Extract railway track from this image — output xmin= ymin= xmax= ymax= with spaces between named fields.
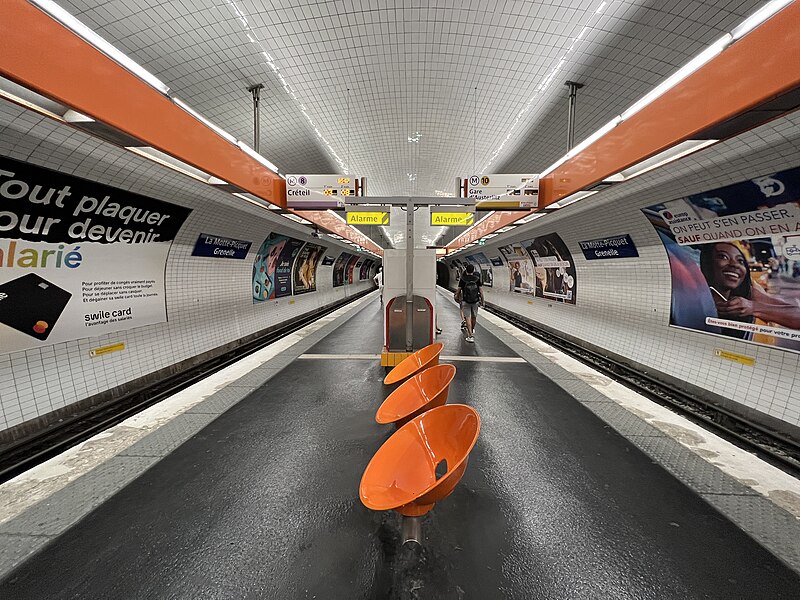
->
xmin=484 ymin=302 xmax=800 ymax=477
xmin=0 ymin=290 xmax=373 ymax=484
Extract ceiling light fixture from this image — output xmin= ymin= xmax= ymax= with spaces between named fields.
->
xmin=126 ymin=146 xmax=210 ymax=182
xmin=237 ymin=141 xmax=280 ymax=174
xmin=731 ymin=0 xmax=793 ymax=40
xmin=30 ymin=0 xmax=170 ymax=95
xmin=173 ymin=98 xmax=237 ymax=145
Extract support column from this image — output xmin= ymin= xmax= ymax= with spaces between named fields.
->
xmin=405 ymin=198 xmax=414 ymax=352
xmin=247 ymin=83 xmax=264 ymax=152
xmin=564 ymin=81 xmax=584 ymax=150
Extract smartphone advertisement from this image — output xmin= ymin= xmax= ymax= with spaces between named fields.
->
xmin=0 ymin=156 xmax=191 ymax=354
xmin=642 ymin=166 xmax=800 ymax=353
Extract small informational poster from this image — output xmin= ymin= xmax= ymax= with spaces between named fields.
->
xmin=191 ymin=233 xmax=251 ymax=259
xmin=489 ymin=256 xmax=504 ymax=267
xmin=321 ymin=254 xmax=336 ymax=266
xmin=293 ymin=243 xmax=325 ymax=294
xmin=642 ymin=165 xmax=800 ymax=353
xmin=0 ymin=156 xmax=191 ymax=354
xmin=578 ymin=234 xmax=638 ymax=260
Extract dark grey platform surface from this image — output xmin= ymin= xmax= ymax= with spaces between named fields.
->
xmin=1 ymin=296 xmax=798 ymax=599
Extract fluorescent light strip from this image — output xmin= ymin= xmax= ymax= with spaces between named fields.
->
xmin=283 ymin=214 xmax=312 ymax=225
xmin=0 ymin=80 xmax=65 ymax=121
xmin=173 ymin=98 xmax=237 ymax=145
xmin=237 ymin=141 xmax=280 ymax=174
xmin=514 ymin=213 xmax=544 ymax=225
xmin=30 ymin=0 xmax=170 ymax=95
xmin=614 ymin=139 xmax=718 ymax=180
xmin=127 ymin=146 xmax=209 ymax=182
xmin=731 ymin=0 xmax=793 ymax=40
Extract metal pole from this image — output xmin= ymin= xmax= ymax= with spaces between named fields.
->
xmin=405 ymin=198 xmax=414 ymax=352
xmin=564 ymin=81 xmax=584 ymax=150
xmin=248 ymin=84 xmax=264 ymax=152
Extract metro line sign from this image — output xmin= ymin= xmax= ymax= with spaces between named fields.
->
xmin=458 ymin=174 xmax=539 ymax=209
xmin=285 ymin=174 xmax=366 ymax=209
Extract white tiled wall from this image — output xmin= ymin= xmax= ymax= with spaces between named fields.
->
xmin=448 ymin=111 xmax=800 ymax=430
xmin=0 ymin=102 xmax=376 ymax=434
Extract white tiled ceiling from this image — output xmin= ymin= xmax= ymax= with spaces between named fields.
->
xmin=52 ymin=0 xmax=766 ymax=247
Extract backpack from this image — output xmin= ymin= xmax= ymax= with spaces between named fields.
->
xmin=462 ymin=274 xmax=480 ymax=304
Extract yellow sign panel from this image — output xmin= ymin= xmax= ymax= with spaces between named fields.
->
xmin=431 ymin=212 xmax=474 ymax=226
xmin=347 ymin=211 xmax=390 ymax=225
xmin=714 ymin=349 xmax=755 ymax=366
xmin=89 ymin=342 xmax=126 ymax=358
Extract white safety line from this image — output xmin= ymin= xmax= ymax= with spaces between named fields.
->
xmin=298 ymin=353 xmax=525 ymax=363
xmin=479 ymin=308 xmax=800 ymax=519
xmin=0 ymin=292 xmax=378 ymax=526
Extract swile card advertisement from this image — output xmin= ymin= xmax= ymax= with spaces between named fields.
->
xmin=0 ymin=156 xmax=191 ymax=354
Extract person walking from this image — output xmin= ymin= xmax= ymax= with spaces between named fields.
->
xmin=455 ymin=263 xmax=484 ymax=343
xmin=373 ymin=266 xmax=383 ymax=304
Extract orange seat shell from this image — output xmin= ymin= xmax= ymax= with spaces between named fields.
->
xmin=376 ymin=364 xmax=457 ymax=428
xmin=360 ymin=404 xmax=480 ymax=516
xmin=383 ymin=342 xmax=444 ymax=385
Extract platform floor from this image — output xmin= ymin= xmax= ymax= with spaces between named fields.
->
xmin=1 ymin=296 xmax=799 ymax=599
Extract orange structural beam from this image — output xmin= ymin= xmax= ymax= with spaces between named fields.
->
xmin=541 ymin=1 xmax=800 ymax=205
xmin=0 ymin=0 xmax=286 ymax=207
xmin=295 ymin=210 xmax=383 ymax=255
xmin=446 ymin=211 xmax=529 ymax=249
xmin=0 ymin=1 xmax=381 ymax=253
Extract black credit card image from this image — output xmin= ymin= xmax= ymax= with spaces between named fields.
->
xmin=0 ymin=274 xmax=72 ymax=341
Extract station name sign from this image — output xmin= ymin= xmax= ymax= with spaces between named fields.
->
xmin=578 ymin=234 xmax=638 ymax=260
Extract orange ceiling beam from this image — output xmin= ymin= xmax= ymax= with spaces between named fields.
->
xmin=0 ymin=0 xmax=382 ymax=254
xmin=540 ymin=1 xmax=800 ymax=205
xmin=446 ymin=211 xmax=529 ymax=249
xmin=295 ymin=210 xmax=383 ymax=255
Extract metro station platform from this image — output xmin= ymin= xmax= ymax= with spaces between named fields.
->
xmin=0 ymin=291 xmax=799 ymax=599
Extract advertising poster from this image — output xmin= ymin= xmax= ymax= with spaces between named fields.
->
xmin=498 ymin=244 xmax=536 ymax=294
xmin=0 ymin=156 xmax=191 ymax=353
xmin=321 ymin=254 xmax=335 ymax=266
xmin=521 ymin=233 xmax=577 ymax=304
xmin=332 ymin=253 xmax=351 ymax=287
xmin=345 ymin=254 xmax=360 ymax=284
xmin=466 ymin=252 xmax=493 ymax=287
xmin=642 ymin=166 xmax=800 ymax=352
xmin=272 ymin=238 xmax=305 ymax=298
xmin=292 ymin=243 xmax=325 ymax=294
xmin=253 ymin=233 xmax=289 ymax=302
xmin=359 ymin=259 xmax=373 ymax=280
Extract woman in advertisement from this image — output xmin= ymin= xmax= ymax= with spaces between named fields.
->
xmin=252 ymin=235 xmax=287 ymax=302
xmin=700 ymin=242 xmax=800 ymax=338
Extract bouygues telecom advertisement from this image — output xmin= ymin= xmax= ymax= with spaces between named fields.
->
xmin=0 ymin=156 xmax=191 ymax=354
xmin=642 ymin=166 xmax=800 ymax=353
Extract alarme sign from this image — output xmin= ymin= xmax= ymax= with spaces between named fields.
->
xmin=0 ymin=156 xmax=191 ymax=354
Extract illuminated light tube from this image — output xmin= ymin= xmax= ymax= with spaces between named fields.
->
xmin=483 ymin=233 xmax=498 ymax=239
xmin=539 ymin=155 xmax=569 ymax=178
xmin=731 ymin=0 xmax=793 ymax=40
xmin=548 ymin=190 xmax=599 ymax=209
xmin=173 ymin=98 xmax=237 ymax=144
xmin=565 ymin=117 xmax=622 ymax=158
xmin=495 ymin=226 xmax=517 ymax=233
xmin=620 ymin=34 xmax=732 ymax=121
xmin=237 ymin=141 xmax=280 ymax=173
xmin=613 ymin=139 xmax=718 ymax=181
xmin=127 ymin=146 xmax=210 ymax=182
xmin=513 ymin=213 xmax=544 ymax=225
xmin=283 ymin=213 xmax=312 ymax=225
xmin=232 ymin=192 xmax=282 ymax=210
xmin=30 ymin=0 xmax=170 ymax=95
xmin=0 ymin=76 xmax=66 ymax=121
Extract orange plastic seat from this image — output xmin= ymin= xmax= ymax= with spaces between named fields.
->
xmin=383 ymin=342 xmax=444 ymax=385
xmin=376 ymin=364 xmax=457 ymax=429
xmin=360 ymin=404 xmax=480 ymax=517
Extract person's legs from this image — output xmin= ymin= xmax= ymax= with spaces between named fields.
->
xmin=464 ymin=302 xmax=477 ymax=341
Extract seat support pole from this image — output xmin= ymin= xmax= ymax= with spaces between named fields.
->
xmin=401 ymin=516 xmax=422 ymax=545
